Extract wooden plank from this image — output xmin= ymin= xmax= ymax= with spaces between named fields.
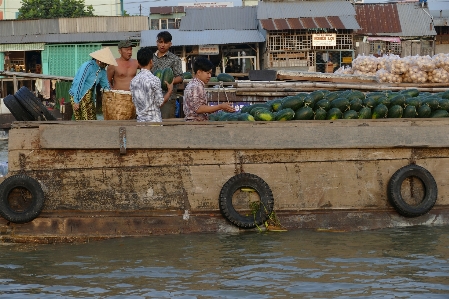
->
xmin=7 ymin=147 xmax=416 ymax=172
xmin=36 ymin=119 xmax=449 ymax=150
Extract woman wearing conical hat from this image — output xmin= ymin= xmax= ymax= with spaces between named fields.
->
xmin=69 ymin=47 xmax=118 ymax=120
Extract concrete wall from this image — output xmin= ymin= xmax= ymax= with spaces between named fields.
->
xmin=435 ymin=44 xmax=449 ymax=54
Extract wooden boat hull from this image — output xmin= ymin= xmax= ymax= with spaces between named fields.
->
xmin=1 ymin=119 xmax=449 ymax=242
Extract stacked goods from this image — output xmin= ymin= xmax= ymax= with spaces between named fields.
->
xmin=335 ymin=53 xmax=449 ymax=84
xmin=208 ymin=89 xmax=449 ymax=121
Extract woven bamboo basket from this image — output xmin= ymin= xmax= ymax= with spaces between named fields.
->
xmin=102 ymin=90 xmax=136 ymax=120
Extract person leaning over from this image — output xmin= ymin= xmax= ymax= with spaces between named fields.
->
xmin=69 ymin=47 xmax=117 ymax=120
xmin=151 ymin=31 xmax=183 ymax=117
xmin=184 ymin=57 xmax=235 ymax=122
xmin=107 ymin=40 xmax=139 ymax=91
xmin=130 ymin=47 xmax=173 ymax=122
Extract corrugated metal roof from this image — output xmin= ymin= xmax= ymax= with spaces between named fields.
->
xmin=393 ymin=3 xmax=436 ymax=36
xmin=355 ymin=3 xmax=436 ymax=36
xmin=259 ymin=16 xmax=360 ymax=30
xmin=257 ymin=1 xmax=357 ymax=19
xmin=0 ymin=32 xmax=140 ymax=44
xmin=0 ymin=16 xmax=148 ymax=36
xmin=140 ymin=29 xmax=264 ymax=46
xmin=179 ymin=7 xmax=257 ymax=30
xmin=0 ymin=43 xmax=45 ymax=52
xmin=355 ymin=4 xmax=401 ymax=34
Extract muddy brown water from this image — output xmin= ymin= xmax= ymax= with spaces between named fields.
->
xmin=0 ymin=227 xmax=448 ymax=298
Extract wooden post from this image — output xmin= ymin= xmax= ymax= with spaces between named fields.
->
xmin=255 ymin=43 xmax=260 ymax=70
xmin=13 ymin=74 xmax=17 ymax=94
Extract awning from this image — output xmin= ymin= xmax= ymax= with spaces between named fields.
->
xmin=0 ymin=43 xmax=45 ymax=52
xmin=259 ymin=16 xmax=360 ymax=30
xmin=366 ymin=37 xmax=401 ymax=43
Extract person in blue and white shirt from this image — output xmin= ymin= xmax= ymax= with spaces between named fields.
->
xmin=130 ymin=47 xmax=173 ymax=122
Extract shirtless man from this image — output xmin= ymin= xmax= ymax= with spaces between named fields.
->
xmin=104 ymin=40 xmax=139 ymax=120
xmin=107 ymin=40 xmax=139 ymax=90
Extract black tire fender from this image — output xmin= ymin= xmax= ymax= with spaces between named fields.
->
xmin=15 ymin=86 xmax=56 ymax=121
xmin=219 ymin=173 xmax=274 ymax=228
xmin=0 ymin=174 xmax=45 ymax=223
xmin=387 ymin=164 xmax=437 ymax=217
xmin=3 ymin=94 xmax=34 ymax=121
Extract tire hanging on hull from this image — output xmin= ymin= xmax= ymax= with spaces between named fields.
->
xmin=0 ymin=174 xmax=45 ymax=223
xmin=219 ymin=173 xmax=274 ymax=228
xmin=387 ymin=164 xmax=437 ymax=217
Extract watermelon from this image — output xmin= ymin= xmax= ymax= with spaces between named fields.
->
xmin=244 ymin=103 xmax=271 ymax=115
xmin=376 ymin=97 xmax=391 ymax=108
xmin=303 ymin=96 xmax=316 ymax=108
xmin=439 ymin=98 xmax=449 ymax=111
xmin=294 ymin=106 xmax=314 ymax=120
xmin=363 ymin=97 xmax=377 ymax=108
xmin=281 ymin=96 xmax=305 ymax=111
xmin=403 ymin=106 xmax=417 ymax=118
xmin=372 ymin=104 xmax=388 ymax=119
xmin=267 ymin=99 xmax=284 ymax=112
xmin=308 ymin=90 xmax=325 ymax=102
xmin=422 ymin=97 xmax=440 ymax=110
xmin=401 ymin=88 xmax=420 ymax=97
xmin=208 ymin=113 xmax=219 ymax=121
xmin=349 ymin=98 xmax=364 ymax=112
xmin=314 ymin=108 xmax=327 ymax=120
xmin=367 ymin=92 xmax=386 ymax=101
xmin=217 ymin=73 xmax=235 ymax=82
xmin=254 ymin=110 xmax=274 ymax=121
xmin=405 ymin=97 xmax=421 ymax=108
xmin=274 ymin=108 xmax=295 ymax=121
xmin=226 ymin=113 xmax=240 ymax=121
xmin=343 ymin=110 xmax=358 ymax=119
xmin=330 ymin=98 xmax=350 ymax=112
xmin=315 ymin=99 xmax=331 ymax=111
xmin=390 ymin=95 xmax=406 ymax=107
xmin=182 ymin=71 xmax=193 ymax=79
xmin=238 ymin=113 xmax=255 ymax=121
xmin=250 ymin=106 xmax=271 ymax=117
xmin=327 ymin=108 xmax=342 ymax=120
xmin=325 ymin=92 xmax=340 ymax=102
xmin=161 ymin=68 xmax=174 ymax=91
xmin=417 ymin=105 xmax=432 ymax=118
xmin=358 ymin=107 xmax=372 ymax=119
xmin=387 ymin=105 xmax=403 ymax=118
xmin=209 ymin=77 xmax=219 ymax=82
xmin=431 ymin=110 xmax=449 ymax=118
xmin=347 ymin=90 xmax=365 ymax=101
xmin=154 ymin=69 xmax=163 ymax=80
xmin=441 ymin=90 xmax=449 ymax=100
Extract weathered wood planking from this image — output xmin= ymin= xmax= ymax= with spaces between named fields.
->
xmin=7 ymin=148 xmax=415 ymax=171
xmin=11 ymin=157 xmax=449 ymax=213
xmin=33 ymin=119 xmax=449 ymax=150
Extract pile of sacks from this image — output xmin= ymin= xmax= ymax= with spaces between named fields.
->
xmin=335 ymin=53 xmax=449 ymax=84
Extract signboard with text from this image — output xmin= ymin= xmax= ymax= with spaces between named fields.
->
xmin=180 ymin=2 xmax=234 ymax=7
xmin=312 ymin=33 xmax=337 ymax=47
xmin=199 ymin=45 xmax=219 ymax=55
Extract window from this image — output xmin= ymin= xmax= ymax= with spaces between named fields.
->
xmin=150 ymin=18 xmax=181 ymax=30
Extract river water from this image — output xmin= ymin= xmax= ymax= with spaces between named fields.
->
xmin=0 ymin=226 xmax=448 ymax=298
xmin=0 ymin=140 xmax=448 ymax=298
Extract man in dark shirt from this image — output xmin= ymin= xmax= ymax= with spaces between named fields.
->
xmin=151 ymin=31 xmax=183 ymax=118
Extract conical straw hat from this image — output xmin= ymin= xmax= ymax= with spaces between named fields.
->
xmin=89 ymin=47 xmax=118 ymax=66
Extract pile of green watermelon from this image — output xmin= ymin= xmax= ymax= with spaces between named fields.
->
xmin=208 ymin=89 xmax=449 ymax=121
